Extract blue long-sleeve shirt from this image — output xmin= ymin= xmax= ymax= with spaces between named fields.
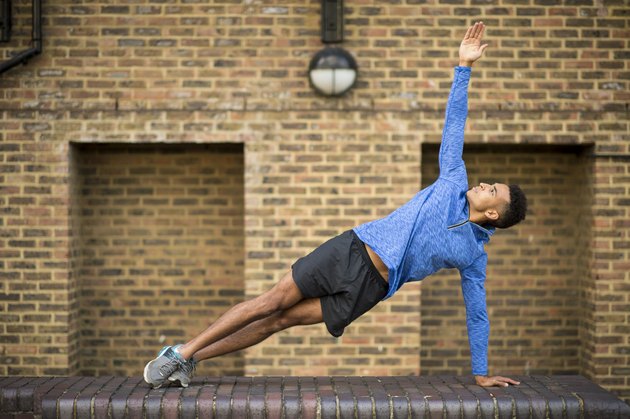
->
xmin=353 ymin=66 xmax=491 ymax=376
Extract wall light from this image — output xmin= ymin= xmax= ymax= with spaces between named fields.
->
xmin=308 ymin=47 xmax=357 ymax=97
xmin=308 ymin=0 xmax=357 ymax=97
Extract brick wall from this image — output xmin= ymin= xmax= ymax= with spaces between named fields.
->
xmin=0 ymin=0 xmax=628 ymax=400
xmin=420 ymin=145 xmax=587 ymax=376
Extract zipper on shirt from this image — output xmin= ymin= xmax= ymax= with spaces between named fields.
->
xmin=447 ymin=220 xmax=469 ymax=230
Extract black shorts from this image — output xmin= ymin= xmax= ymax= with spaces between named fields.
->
xmin=291 ymin=230 xmax=389 ymax=337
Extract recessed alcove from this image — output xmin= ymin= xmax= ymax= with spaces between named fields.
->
xmin=70 ymin=143 xmax=245 ymax=376
xmin=419 ymin=144 xmax=592 ymax=376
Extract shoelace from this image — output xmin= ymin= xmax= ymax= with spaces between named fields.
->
xmin=158 ymin=358 xmax=180 ymax=377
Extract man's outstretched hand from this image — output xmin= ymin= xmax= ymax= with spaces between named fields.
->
xmin=475 ymin=375 xmax=520 ymax=387
xmin=459 ymin=21 xmax=489 ymax=67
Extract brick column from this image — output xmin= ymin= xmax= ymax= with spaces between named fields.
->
xmin=242 ymin=112 xmax=422 ymax=376
xmin=0 ymin=124 xmax=76 ymax=375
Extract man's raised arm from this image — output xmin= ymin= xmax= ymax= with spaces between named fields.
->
xmin=438 ymin=22 xmax=488 ymax=182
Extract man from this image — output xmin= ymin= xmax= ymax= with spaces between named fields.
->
xmin=144 ymin=21 xmax=527 ymax=389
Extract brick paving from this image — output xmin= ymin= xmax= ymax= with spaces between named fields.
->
xmin=1 ymin=375 xmax=629 ymax=418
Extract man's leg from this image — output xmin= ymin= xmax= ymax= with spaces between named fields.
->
xmin=176 ymin=270 xmax=304 ymax=360
xmin=191 ymin=297 xmax=323 ymax=361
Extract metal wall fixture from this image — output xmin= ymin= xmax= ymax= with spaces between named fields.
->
xmin=1 ymin=0 xmax=11 ymax=42
xmin=308 ymin=0 xmax=358 ymax=97
xmin=0 ymin=0 xmax=42 ymax=75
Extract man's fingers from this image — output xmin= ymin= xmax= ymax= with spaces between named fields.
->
xmin=477 ymin=375 xmax=520 ymax=387
xmin=471 ymin=22 xmax=481 ymax=39
xmin=477 ymin=22 xmax=485 ymax=39
xmin=465 ymin=21 xmax=485 ymax=41
xmin=492 ymin=379 xmax=509 ymax=387
xmin=470 ymin=21 xmax=484 ymax=40
xmin=464 ymin=25 xmax=473 ymax=40
xmin=495 ymin=376 xmax=520 ymax=386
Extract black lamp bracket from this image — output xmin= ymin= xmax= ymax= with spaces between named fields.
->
xmin=1 ymin=0 xmax=11 ymax=42
xmin=321 ymin=0 xmax=343 ymax=43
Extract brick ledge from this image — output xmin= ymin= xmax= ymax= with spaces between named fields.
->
xmin=1 ymin=375 xmax=629 ymax=418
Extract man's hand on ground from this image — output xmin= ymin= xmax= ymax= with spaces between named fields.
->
xmin=475 ymin=375 xmax=520 ymax=387
xmin=459 ymin=21 xmax=489 ymax=67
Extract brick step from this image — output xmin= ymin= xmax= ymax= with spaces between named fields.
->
xmin=1 ymin=375 xmax=628 ymax=418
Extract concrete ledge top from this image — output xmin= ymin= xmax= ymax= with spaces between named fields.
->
xmin=1 ymin=375 xmax=629 ymax=418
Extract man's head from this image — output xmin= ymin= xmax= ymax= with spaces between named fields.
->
xmin=466 ymin=182 xmax=527 ymax=229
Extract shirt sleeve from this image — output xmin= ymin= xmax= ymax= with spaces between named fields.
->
xmin=438 ymin=66 xmax=471 ymax=184
xmin=460 ymin=253 xmax=490 ymax=376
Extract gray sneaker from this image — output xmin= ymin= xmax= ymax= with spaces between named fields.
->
xmin=143 ymin=346 xmax=185 ymax=389
xmin=168 ymin=350 xmax=197 ymax=388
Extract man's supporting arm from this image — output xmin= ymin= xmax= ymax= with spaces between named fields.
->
xmin=461 ymin=255 xmax=520 ymax=387
xmin=460 ymin=255 xmax=490 ymax=377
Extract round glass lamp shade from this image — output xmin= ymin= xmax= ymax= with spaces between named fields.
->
xmin=308 ymin=47 xmax=358 ymax=96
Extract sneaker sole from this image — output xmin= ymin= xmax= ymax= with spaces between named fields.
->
xmin=168 ymin=377 xmax=188 ymax=388
xmin=167 ymin=377 xmax=189 ymax=388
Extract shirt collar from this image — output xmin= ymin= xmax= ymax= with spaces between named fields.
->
xmin=464 ymin=199 xmax=495 ymax=241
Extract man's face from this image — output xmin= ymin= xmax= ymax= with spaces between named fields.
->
xmin=466 ymin=182 xmax=510 ymax=217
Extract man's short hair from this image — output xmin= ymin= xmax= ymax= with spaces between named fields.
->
xmin=488 ymin=184 xmax=527 ymax=229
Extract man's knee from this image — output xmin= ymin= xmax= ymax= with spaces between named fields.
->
xmin=257 ymin=308 xmax=302 ymax=335
xmin=248 ymin=294 xmax=281 ymax=319
xmin=271 ymin=299 xmax=323 ymax=333
xmin=256 ymin=311 xmax=291 ymax=335
xmin=272 ymin=310 xmax=299 ymax=333
xmin=262 ymin=271 xmax=303 ymax=313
